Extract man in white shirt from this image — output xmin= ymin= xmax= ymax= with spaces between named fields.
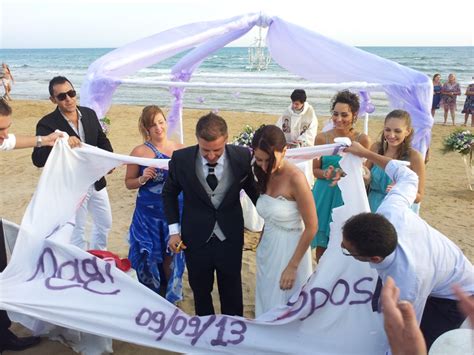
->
xmin=275 ymin=89 xmax=318 ymax=148
xmin=0 ymin=98 xmax=62 ymax=352
xmin=342 ymin=141 xmax=474 ymax=350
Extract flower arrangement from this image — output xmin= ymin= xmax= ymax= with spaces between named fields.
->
xmin=232 ymin=124 xmax=259 ymax=147
xmin=443 ymin=129 xmax=474 ymax=191
xmin=443 ymin=129 xmax=474 ymax=156
xmin=99 ymin=116 xmax=111 ymax=135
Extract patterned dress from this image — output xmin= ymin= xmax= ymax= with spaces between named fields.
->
xmin=128 ymin=142 xmax=184 ymax=303
xmin=441 ymin=82 xmax=461 ymax=109
xmin=462 ymin=84 xmax=474 ymax=114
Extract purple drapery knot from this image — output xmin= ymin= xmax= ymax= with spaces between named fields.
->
xmin=358 ymin=90 xmax=375 ymax=115
xmin=167 ymin=86 xmax=185 ymax=142
xmin=172 ymin=70 xmax=192 ymax=82
xmin=169 ymin=86 xmax=184 ymax=101
xmin=256 ymin=14 xmax=273 ymax=28
xmin=167 ymin=70 xmax=192 ymax=142
xmin=80 ymin=76 xmax=120 ymax=119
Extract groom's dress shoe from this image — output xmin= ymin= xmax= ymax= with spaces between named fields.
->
xmin=0 ymin=333 xmax=41 ymax=352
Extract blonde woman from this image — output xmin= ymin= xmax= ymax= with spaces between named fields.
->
xmin=125 ymin=105 xmax=185 ymax=303
xmin=441 ymin=73 xmax=461 ymax=125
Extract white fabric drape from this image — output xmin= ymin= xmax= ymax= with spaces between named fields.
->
xmin=0 ymin=138 xmax=388 ymax=354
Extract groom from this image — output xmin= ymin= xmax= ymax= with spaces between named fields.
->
xmin=163 ymin=112 xmax=258 ymax=316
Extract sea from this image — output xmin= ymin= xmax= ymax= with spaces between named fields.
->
xmin=0 ymin=47 xmax=472 ymax=122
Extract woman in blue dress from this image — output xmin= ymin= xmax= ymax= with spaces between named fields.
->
xmin=431 ymin=73 xmax=442 ymax=118
xmin=125 ymin=105 xmax=185 ymax=304
xmin=311 ymin=91 xmax=370 ymax=262
xmin=365 ymin=110 xmax=425 ymax=214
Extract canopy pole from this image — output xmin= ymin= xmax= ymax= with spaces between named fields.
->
xmin=364 ymin=113 xmax=369 ymax=135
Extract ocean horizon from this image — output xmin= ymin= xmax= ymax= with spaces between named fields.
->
xmin=1 ymin=46 xmax=472 ymax=122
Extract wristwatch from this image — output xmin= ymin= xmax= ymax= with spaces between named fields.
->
xmin=36 ymin=135 xmax=42 ymax=148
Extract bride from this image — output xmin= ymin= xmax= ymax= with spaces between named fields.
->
xmin=252 ymin=125 xmax=318 ymax=316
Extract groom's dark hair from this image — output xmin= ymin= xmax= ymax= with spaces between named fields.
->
xmin=195 ymin=112 xmax=228 ymax=141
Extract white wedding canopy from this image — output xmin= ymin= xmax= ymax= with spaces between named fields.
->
xmin=80 ymin=12 xmax=433 ymax=155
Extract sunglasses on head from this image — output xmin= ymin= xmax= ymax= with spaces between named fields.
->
xmin=56 ymin=90 xmax=76 ymax=101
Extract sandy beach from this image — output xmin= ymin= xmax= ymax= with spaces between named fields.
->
xmin=1 ymin=99 xmax=473 ymax=354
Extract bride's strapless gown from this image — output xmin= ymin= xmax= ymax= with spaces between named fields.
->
xmin=255 ymin=194 xmax=313 ymax=317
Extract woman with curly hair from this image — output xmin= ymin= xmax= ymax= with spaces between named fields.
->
xmin=311 ymin=90 xmax=370 ymax=262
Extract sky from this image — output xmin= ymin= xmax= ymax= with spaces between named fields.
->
xmin=0 ymin=0 xmax=473 ymax=49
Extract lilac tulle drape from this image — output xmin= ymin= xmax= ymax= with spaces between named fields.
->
xmin=81 ymin=12 xmax=432 ymax=154
xmin=266 ymin=17 xmax=433 ymax=155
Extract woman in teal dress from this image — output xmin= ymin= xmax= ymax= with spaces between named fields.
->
xmin=125 ymin=106 xmax=185 ymax=303
xmin=366 ymin=110 xmax=425 ymax=214
xmin=311 ymin=91 xmax=370 ymax=262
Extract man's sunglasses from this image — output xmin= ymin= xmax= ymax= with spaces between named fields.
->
xmin=56 ymin=90 xmax=77 ymax=101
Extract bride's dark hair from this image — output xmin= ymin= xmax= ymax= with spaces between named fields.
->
xmin=251 ymin=125 xmax=287 ymax=193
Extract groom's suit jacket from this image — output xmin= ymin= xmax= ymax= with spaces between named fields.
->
xmin=32 ymin=106 xmax=113 ymax=191
xmin=162 ymin=144 xmax=258 ymax=250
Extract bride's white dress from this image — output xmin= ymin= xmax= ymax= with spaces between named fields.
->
xmin=255 ymin=194 xmax=313 ymax=317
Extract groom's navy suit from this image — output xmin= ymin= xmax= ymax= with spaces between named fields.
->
xmin=163 ymin=144 xmax=258 ymax=316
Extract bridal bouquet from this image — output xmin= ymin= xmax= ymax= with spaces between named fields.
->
xmin=232 ymin=125 xmax=258 ymax=147
xmin=443 ymin=129 xmax=473 ymax=156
